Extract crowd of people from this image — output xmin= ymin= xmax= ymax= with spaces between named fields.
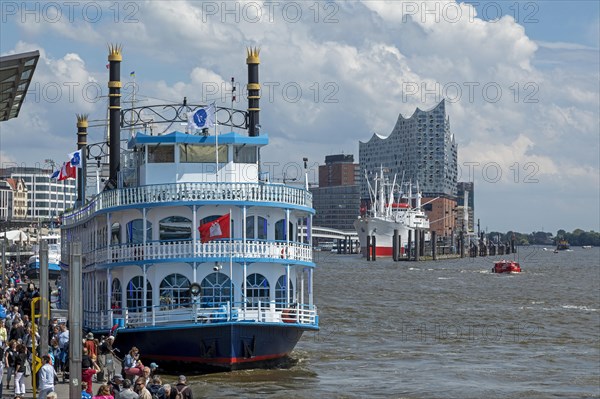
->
xmin=0 ymin=265 xmax=193 ymax=399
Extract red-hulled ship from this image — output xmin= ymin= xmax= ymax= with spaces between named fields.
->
xmin=492 ymin=260 xmax=522 ymax=274
xmin=354 ymin=168 xmax=431 ymax=257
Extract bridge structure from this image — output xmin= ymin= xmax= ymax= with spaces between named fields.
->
xmin=299 ymin=225 xmax=358 ymax=241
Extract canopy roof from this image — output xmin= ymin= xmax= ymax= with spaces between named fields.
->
xmin=0 ymin=50 xmax=40 ymax=121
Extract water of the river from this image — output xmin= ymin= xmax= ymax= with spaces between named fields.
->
xmin=173 ymin=246 xmax=600 ymax=398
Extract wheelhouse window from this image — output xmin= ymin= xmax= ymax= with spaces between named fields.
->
xmin=180 ymin=144 xmax=227 ymax=163
xmin=126 ymin=219 xmax=152 ymax=244
xmin=160 ymin=273 xmax=191 ymax=308
xmin=246 ymin=273 xmax=270 ymax=308
xmin=200 ymin=272 xmax=233 ymax=307
xmin=234 ymin=145 xmax=257 ymax=163
xmin=159 ymin=216 xmax=192 ymax=241
xmin=148 ymin=145 xmax=174 ymax=163
xmin=126 ymin=276 xmax=153 ymax=312
xmin=275 ymin=276 xmax=293 ymax=308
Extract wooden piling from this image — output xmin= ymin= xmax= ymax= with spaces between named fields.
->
xmin=371 ymin=235 xmax=377 ymax=261
xmin=432 ymin=231 xmax=437 ymax=260
xmin=414 ymin=229 xmax=420 ymax=261
xmin=393 ymin=229 xmax=399 ymax=261
xmin=366 ymin=235 xmax=371 ymax=261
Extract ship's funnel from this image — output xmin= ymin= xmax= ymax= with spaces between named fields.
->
xmin=246 ymin=47 xmax=260 ymax=136
xmin=76 ymin=114 xmax=88 ymax=203
xmin=108 ymin=44 xmax=122 ymax=186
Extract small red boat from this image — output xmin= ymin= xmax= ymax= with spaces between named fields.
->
xmin=492 ymin=260 xmax=521 ymax=274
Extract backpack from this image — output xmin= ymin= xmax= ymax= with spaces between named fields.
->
xmin=0 ymin=304 xmax=6 ymax=319
xmin=148 ymin=384 xmax=165 ymax=399
xmin=175 ymin=385 xmax=188 ymax=399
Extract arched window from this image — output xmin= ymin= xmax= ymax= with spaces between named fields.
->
xmin=126 ymin=219 xmax=152 ymax=244
xmin=111 ymin=278 xmax=122 ymax=314
xmin=200 ymin=272 xmax=233 ymax=307
xmin=126 ymin=276 xmax=153 ymax=311
xmin=275 ymin=275 xmax=293 ymax=308
xmin=246 ymin=273 xmax=270 ymax=308
xmin=159 ymin=216 xmax=192 ymax=241
xmin=160 ymin=273 xmax=191 ymax=308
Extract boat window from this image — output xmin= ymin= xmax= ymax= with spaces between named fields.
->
xmin=159 ymin=216 xmax=192 ymax=241
xmin=257 ymin=216 xmax=267 ymax=240
xmin=126 ymin=276 xmax=153 ymax=312
xmin=179 ymin=144 xmax=227 ymax=163
xmin=111 ymin=223 xmax=120 ymax=245
xmin=246 ymin=273 xmax=270 ymax=308
xmin=234 ymin=145 xmax=257 ymax=163
xmin=98 ymin=280 xmax=108 ymax=312
xmin=275 ymin=276 xmax=293 ymax=309
xmin=274 ymin=219 xmax=294 ymax=241
xmin=111 ymin=278 xmax=122 ymax=314
xmin=148 ymin=145 xmax=174 ymax=163
xmin=245 ymin=216 xmax=255 ymax=239
xmin=126 ymin=219 xmax=153 ymax=243
xmin=200 ymin=272 xmax=233 ymax=307
xmin=160 ymin=273 xmax=191 ymax=308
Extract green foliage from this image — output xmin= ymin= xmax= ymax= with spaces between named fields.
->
xmin=487 ymin=229 xmax=599 ymax=246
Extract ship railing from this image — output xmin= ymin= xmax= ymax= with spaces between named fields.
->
xmin=88 ymin=240 xmax=312 ymax=266
xmin=85 ymin=301 xmax=318 ymax=330
xmin=63 ymin=182 xmax=313 ymax=226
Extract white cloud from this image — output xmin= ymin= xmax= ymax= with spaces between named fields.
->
xmin=1 ymin=0 xmax=598 ymax=232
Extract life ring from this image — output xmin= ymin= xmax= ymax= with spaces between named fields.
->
xmin=281 ymin=308 xmax=297 ymax=323
xmin=280 ymin=248 xmax=286 ymax=258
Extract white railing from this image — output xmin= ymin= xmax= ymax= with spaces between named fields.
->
xmin=84 ymin=301 xmax=318 ymax=331
xmin=63 ymin=182 xmax=313 ymax=226
xmin=88 ymin=240 xmax=312 ymax=266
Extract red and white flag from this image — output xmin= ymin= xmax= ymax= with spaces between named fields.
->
xmin=58 ymin=161 xmax=77 ymax=181
xmin=198 ymin=214 xmax=230 ymax=242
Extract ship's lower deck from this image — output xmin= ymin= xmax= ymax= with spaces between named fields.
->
xmin=110 ymin=321 xmax=316 ymax=372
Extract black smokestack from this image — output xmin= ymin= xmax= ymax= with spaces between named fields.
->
xmin=76 ymin=114 xmax=88 ymax=204
xmin=108 ymin=44 xmax=122 ymax=185
xmin=246 ymin=47 xmax=260 ymax=136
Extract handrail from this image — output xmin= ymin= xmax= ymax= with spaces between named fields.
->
xmin=84 ymin=301 xmax=318 ymax=331
xmin=62 ymin=182 xmax=313 ymax=226
xmin=88 ymin=240 xmax=312 ymax=266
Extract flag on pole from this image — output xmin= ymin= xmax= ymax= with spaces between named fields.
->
xmin=187 ymin=103 xmax=215 ymax=131
xmin=68 ymin=149 xmax=83 ymax=168
xmin=49 ymin=168 xmax=60 ymax=180
xmin=58 ymin=162 xmax=77 ymax=181
xmin=198 ymin=214 xmax=230 ymax=242
xmin=130 ymin=71 xmax=135 ymax=77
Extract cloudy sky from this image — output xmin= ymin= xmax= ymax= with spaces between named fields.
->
xmin=1 ymin=0 xmax=598 ymax=234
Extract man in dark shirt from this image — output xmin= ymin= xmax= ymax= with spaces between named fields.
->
xmin=174 ymin=375 xmax=193 ymax=399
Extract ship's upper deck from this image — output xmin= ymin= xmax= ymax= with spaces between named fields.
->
xmin=128 ymin=130 xmax=268 ymax=185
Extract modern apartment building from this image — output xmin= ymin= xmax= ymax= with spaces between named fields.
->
xmin=359 ymin=100 xmax=459 ymax=237
xmin=0 ymin=166 xmax=76 ymax=221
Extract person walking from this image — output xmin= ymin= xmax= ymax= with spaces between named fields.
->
xmin=174 ymin=375 xmax=193 ymax=399
xmin=13 ymin=343 xmax=28 ymax=396
xmin=4 ymin=339 xmax=17 ymax=390
xmin=38 ymin=354 xmax=57 ymax=399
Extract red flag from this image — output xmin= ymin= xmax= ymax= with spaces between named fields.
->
xmin=199 ymin=214 xmax=230 ymax=243
xmin=58 ymin=161 xmax=77 ymax=181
